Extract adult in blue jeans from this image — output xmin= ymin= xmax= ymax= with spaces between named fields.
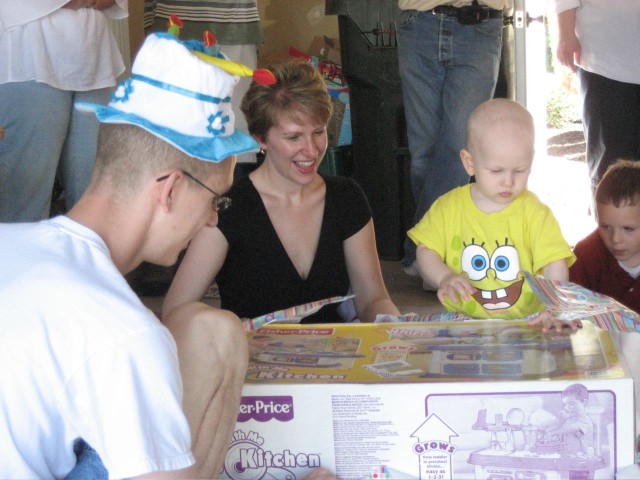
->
xmin=397 ymin=0 xmax=512 ymax=275
xmin=0 ymin=0 xmax=128 ymax=222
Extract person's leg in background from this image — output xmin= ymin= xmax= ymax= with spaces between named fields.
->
xmin=420 ymin=14 xmax=504 ymax=214
xmin=578 ymin=68 xmax=640 ymax=196
xmin=398 ymin=12 xmax=503 ymax=270
xmin=398 ymin=11 xmax=445 ymax=269
xmin=59 ymin=87 xmax=111 ymax=210
xmin=220 ymin=43 xmax=260 ymax=181
xmin=0 ymin=81 xmax=71 ymax=222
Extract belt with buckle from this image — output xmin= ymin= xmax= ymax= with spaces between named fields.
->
xmin=430 ymin=5 xmax=502 ymax=24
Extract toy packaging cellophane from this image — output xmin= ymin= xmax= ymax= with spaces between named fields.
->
xmin=221 ymin=320 xmax=635 ymax=480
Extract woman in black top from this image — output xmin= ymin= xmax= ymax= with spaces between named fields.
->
xmin=163 ymin=60 xmax=399 ymax=323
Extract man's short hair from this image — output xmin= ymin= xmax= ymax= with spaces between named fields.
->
xmin=595 ymin=159 xmax=640 ymax=207
xmin=92 ymin=124 xmax=217 ymax=196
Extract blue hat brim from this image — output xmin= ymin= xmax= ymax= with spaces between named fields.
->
xmin=76 ymin=102 xmax=259 ymax=163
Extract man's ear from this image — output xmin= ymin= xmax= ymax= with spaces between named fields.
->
xmin=157 ymin=170 xmax=182 ymax=213
xmin=460 ymin=149 xmax=475 ymax=176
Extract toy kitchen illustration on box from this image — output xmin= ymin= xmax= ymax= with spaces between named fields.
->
xmin=221 ymin=320 xmax=635 ymax=480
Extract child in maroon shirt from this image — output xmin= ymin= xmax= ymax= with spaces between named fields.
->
xmin=570 ymin=159 xmax=640 ymax=313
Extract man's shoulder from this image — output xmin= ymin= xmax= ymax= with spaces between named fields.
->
xmin=0 ymin=217 xmax=108 ymax=284
xmin=0 ymin=218 xmax=54 ymax=244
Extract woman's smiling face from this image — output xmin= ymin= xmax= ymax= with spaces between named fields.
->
xmin=259 ymin=112 xmax=328 ymax=183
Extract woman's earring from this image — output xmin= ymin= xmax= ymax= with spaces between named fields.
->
xmin=257 ymin=149 xmax=266 ymax=165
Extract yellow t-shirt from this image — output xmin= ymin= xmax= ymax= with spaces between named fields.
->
xmin=408 ymin=185 xmax=576 ymax=319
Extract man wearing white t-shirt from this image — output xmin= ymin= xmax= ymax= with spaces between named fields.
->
xmin=0 ymin=32 xmax=253 ymax=480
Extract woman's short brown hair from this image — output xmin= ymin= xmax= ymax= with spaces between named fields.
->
xmin=241 ymin=59 xmax=332 ymax=142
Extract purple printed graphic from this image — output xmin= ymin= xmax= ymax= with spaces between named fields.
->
xmin=238 ymin=396 xmax=294 ymax=422
xmin=415 ymin=385 xmax=616 ymax=479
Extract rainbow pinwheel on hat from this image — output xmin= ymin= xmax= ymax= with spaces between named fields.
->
xmin=77 ymin=15 xmax=276 ymax=163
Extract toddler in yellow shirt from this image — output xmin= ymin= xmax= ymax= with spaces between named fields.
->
xmin=408 ymin=99 xmax=579 ymax=332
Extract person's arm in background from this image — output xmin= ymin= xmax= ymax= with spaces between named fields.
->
xmin=553 ymin=3 xmax=581 ymax=72
xmin=344 ymin=219 xmax=400 ymax=322
xmin=63 ymin=0 xmax=111 ymax=10
xmin=162 ymin=226 xmax=229 ymax=320
xmin=64 ymin=0 xmax=127 ymax=18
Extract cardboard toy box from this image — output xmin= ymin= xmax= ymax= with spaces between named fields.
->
xmin=220 ymin=321 xmax=635 ymax=480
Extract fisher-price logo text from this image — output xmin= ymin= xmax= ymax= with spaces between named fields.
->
xmin=238 ymin=396 xmax=294 ymax=422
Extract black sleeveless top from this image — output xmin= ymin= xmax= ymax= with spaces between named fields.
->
xmin=216 ymin=175 xmax=372 ymax=323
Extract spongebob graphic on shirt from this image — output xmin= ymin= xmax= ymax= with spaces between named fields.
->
xmin=440 ymin=236 xmax=544 ymax=319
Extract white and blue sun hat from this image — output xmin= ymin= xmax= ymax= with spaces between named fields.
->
xmin=77 ymin=31 xmax=266 ymax=162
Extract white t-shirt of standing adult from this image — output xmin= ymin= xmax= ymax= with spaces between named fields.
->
xmin=0 ymin=0 xmax=127 ymax=90
xmin=551 ymin=0 xmax=640 ymax=84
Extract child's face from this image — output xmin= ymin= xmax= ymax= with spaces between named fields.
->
xmin=461 ymin=132 xmax=534 ymax=212
xmin=597 ymin=201 xmax=640 ymax=268
xmin=562 ymin=394 xmax=586 ymax=416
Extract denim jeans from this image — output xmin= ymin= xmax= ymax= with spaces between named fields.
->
xmin=64 ymin=439 xmax=108 ymax=480
xmin=397 ymin=10 xmax=503 ymax=265
xmin=0 ymin=82 xmax=109 ymax=222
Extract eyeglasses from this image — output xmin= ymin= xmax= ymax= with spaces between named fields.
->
xmin=156 ymin=170 xmax=232 ymax=212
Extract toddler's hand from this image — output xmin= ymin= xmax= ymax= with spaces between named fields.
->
xmin=437 ymin=273 xmax=476 ymax=304
xmin=528 ymin=309 xmax=582 ymax=333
